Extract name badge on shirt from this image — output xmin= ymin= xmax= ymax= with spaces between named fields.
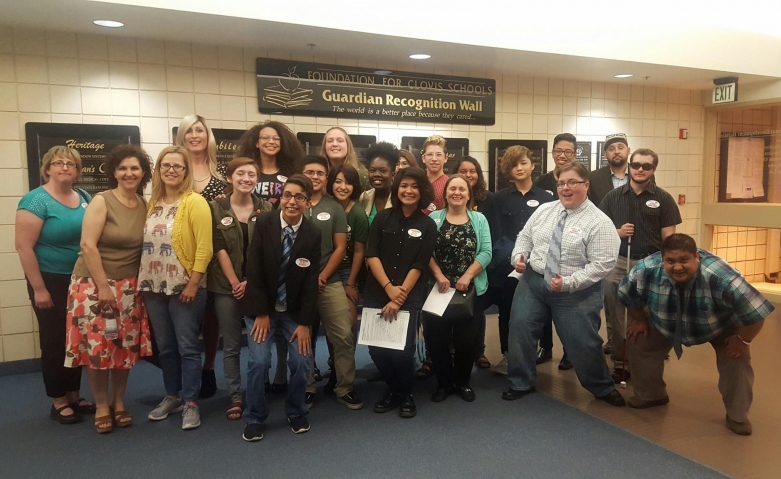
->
xmin=427 ymin=203 xmax=437 ymax=211
xmin=317 ymin=212 xmax=331 ymax=221
xmin=296 ymin=258 xmax=311 ymax=268
xmin=277 ymin=175 xmax=288 ymax=182
xmin=251 ymin=216 xmax=257 ymax=222
xmin=408 ymin=229 xmax=422 ymax=238
xmin=569 ymin=226 xmax=582 ymax=235
xmin=527 ymin=200 xmax=539 ymax=207
xmin=433 ymin=218 xmax=441 ymax=225
xmin=221 ymin=217 xmax=233 ymax=226
xmin=81 ymin=202 xmax=88 ymax=209
xmin=545 ymin=190 xmax=554 ymax=196
xmin=646 ymin=200 xmax=660 ymax=208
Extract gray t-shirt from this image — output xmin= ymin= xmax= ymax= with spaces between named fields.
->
xmin=306 ymin=195 xmax=348 ymax=283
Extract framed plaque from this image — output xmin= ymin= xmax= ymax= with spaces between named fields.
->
xmin=576 ymin=141 xmax=592 ymax=171
xmin=296 ymin=133 xmax=376 ymax=167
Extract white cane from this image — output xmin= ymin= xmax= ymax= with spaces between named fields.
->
xmin=620 ymin=235 xmax=631 ymax=389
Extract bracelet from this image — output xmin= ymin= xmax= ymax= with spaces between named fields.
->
xmin=383 ymin=281 xmax=391 ymax=289
xmin=736 ymin=334 xmax=751 ymax=346
xmin=345 ymin=284 xmax=358 ymax=289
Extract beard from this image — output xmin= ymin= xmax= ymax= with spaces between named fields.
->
xmin=607 ymin=156 xmax=626 ymax=168
xmin=632 ymin=175 xmax=652 ymax=184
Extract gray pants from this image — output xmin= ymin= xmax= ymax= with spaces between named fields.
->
xmin=603 ymin=255 xmax=638 ymax=371
xmin=213 ymin=293 xmax=245 ymax=402
xmin=629 ymin=320 xmax=754 ymax=422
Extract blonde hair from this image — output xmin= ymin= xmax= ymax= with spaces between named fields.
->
xmin=150 ymin=146 xmax=194 ymax=203
xmin=422 ymin=135 xmax=447 ymax=155
xmin=175 ymin=114 xmax=223 ymax=181
xmin=320 ymin=127 xmax=362 ymax=171
xmin=41 ymin=146 xmax=82 ymax=182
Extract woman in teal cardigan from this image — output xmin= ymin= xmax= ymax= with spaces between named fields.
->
xmin=426 ymin=174 xmax=492 ymax=403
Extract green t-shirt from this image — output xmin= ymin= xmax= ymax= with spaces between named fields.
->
xmin=306 ymin=195 xmax=348 ymax=283
xmin=340 ymin=204 xmax=369 ymax=270
xmin=17 ymin=186 xmax=91 ymax=274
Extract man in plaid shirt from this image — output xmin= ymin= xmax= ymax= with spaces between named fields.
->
xmin=618 ymin=233 xmax=774 ymax=436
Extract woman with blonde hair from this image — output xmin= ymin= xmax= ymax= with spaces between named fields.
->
xmin=320 ymin=127 xmax=371 ymax=191
xmin=140 ymin=145 xmax=213 ymax=431
xmin=65 ymin=144 xmax=153 ymax=433
xmin=16 ymin=146 xmax=94 ymax=424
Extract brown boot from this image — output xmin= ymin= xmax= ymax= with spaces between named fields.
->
xmin=726 ymin=415 xmax=752 ymax=436
xmin=628 ymin=395 xmax=670 ymax=409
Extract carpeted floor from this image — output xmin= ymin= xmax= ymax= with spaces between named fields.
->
xmin=0 ymin=339 xmax=728 ymax=479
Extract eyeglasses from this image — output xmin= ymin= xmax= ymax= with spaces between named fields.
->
xmin=281 ymin=192 xmax=308 ymax=203
xmin=555 ymin=180 xmax=587 ymax=189
xmin=629 ymin=162 xmax=655 ymax=171
xmin=423 ymin=152 xmax=445 ymax=159
xmin=259 ymin=135 xmax=281 ymax=142
xmin=160 ymin=163 xmax=186 ymax=172
xmin=552 ymin=149 xmax=576 ymax=158
xmin=368 ymin=167 xmax=391 ymax=175
xmin=303 ymin=170 xmax=327 ymax=178
xmin=51 ymin=160 xmax=77 ymax=169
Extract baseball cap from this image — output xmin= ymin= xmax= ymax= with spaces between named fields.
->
xmin=604 ymin=133 xmax=629 ymax=150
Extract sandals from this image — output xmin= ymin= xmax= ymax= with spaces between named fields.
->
xmin=50 ymin=404 xmax=80 ymax=425
xmin=95 ymin=414 xmax=113 ymax=434
xmin=69 ymin=397 xmax=97 ymax=414
xmin=112 ymin=408 xmax=132 ymax=428
xmin=415 ymin=362 xmax=433 ymax=380
xmin=226 ymin=401 xmax=244 ymax=421
xmin=476 ymin=354 xmax=491 ymax=369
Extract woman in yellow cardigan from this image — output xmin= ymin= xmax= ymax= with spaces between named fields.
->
xmin=138 ymin=145 xmax=213 ymax=431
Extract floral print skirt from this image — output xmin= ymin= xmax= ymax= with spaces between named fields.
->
xmin=65 ymin=276 xmax=152 ymax=369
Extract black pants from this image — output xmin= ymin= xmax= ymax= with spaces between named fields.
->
xmin=424 ymin=294 xmax=484 ymax=388
xmin=26 ymin=273 xmax=82 ymax=398
xmin=368 ymin=307 xmax=419 ymax=396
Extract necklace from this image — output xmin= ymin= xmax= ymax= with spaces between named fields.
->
xmin=195 ymin=175 xmax=211 ymax=182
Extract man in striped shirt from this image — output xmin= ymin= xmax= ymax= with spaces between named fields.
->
xmin=502 ymin=162 xmax=625 ymax=406
xmin=618 ymin=233 xmax=774 ymax=435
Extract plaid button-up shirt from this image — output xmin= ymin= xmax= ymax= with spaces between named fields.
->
xmin=617 ymin=249 xmax=774 ymax=346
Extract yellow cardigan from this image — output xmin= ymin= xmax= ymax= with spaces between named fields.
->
xmin=147 ymin=191 xmax=213 ymax=276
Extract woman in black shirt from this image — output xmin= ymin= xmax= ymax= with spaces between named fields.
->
xmin=364 ymin=167 xmax=436 ymax=418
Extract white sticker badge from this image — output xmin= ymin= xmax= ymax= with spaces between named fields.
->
xmin=295 ymin=258 xmax=311 ymax=268
xmin=221 ymin=216 xmax=234 ymax=226
xmin=545 ymin=190 xmax=554 ymax=196
xmin=408 ymin=229 xmax=422 ymax=238
xmin=81 ymin=203 xmax=88 ymax=209
xmin=251 ymin=216 xmax=257 ymax=222
xmin=527 ymin=200 xmax=539 ymax=207
xmin=277 ymin=175 xmax=288 ymax=183
xmin=433 ymin=218 xmax=441 ymax=225
xmin=646 ymin=200 xmax=660 ymax=209
xmin=316 ymin=212 xmax=331 ymax=221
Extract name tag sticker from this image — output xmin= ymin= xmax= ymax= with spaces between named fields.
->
xmin=81 ymin=203 xmax=88 ymax=209
xmin=646 ymin=200 xmax=660 ymax=208
xmin=427 ymin=203 xmax=437 ymax=211
xmin=221 ymin=217 xmax=234 ymax=226
xmin=251 ymin=216 xmax=257 ymax=222
xmin=409 ymin=229 xmax=422 ymax=238
xmin=545 ymin=190 xmax=554 ymax=196
xmin=295 ymin=258 xmax=311 ymax=268
xmin=433 ymin=218 xmax=441 ymax=224
xmin=277 ymin=175 xmax=288 ymax=182
xmin=569 ymin=226 xmax=581 ymax=235
xmin=317 ymin=212 xmax=331 ymax=221
xmin=527 ymin=200 xmax=539 ymax=207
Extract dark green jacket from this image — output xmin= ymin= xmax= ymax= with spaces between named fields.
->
xmin=207 ymin=195 xmax=272 ymax=295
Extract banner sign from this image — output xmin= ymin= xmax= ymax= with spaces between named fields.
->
xmin=256 ymin=58 xmax=495 ymax=125
xmin=172 ymin=127 xmax=245 ymax=169
xmin=25 ymin=123 xmax=140 ymax=194
xmin=487 ymin=139 xmax=548 ymax=192
xmin=400 ymin=136 xmax=469 ymax=175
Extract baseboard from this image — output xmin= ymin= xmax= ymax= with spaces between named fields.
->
xmin=0 ymin=358 xmax=42 ymax=377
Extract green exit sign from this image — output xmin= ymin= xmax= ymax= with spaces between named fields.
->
xmin=713 ymin=82 xmax=737 ymax=104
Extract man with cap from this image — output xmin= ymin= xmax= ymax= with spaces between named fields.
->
xmin=617 ymin=233 xmax=774 ymax=435
xmin=598 ymin=148 xmax=681 ymax=382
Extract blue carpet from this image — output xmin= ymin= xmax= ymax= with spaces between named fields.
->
xmin=0 ymin=338 xmax=727 ymax=479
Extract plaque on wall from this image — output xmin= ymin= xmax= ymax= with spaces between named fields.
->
xmin=172 ymin=127 xmax=245 ymax=169
xmin=576 ymin=141 xmax=592 ymax=171
xmin=718 ymin=133 xmax=769 ymax=203
xmin=400 ymin=136 xmax=469 ymax=175
xmin=487 ymin=139 xmax=548 ymax=192
xmin=25 ymin=123 xmax=141 ymax=194
xmin=596 ymin=141 xmax=608 ymax=169
xmin=296 ymin=133 xmax=376 ymax=167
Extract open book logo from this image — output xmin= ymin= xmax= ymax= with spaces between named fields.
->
xmin=263 ymin=67 xmax=314 ymax=108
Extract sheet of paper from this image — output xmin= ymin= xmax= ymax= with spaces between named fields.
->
xmin=358 ymin=308 xmax=410 ymax=351
xmin=422 ymin=285 xmax=456 ymax=317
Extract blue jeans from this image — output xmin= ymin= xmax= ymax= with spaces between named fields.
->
xmin=143 ymin=289 xmax=207 ymax=403
xmin=507 ymin=270 xmax=614 ymax=397
xmin=243 ymin=312 xmax=312 ymax=424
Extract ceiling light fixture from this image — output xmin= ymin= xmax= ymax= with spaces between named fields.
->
xmin=409 ymin=54 xmax=431 ymax=60
xmin=614 ymin=74 xmax=633 ymax=78
xmin=374 ymin=70 xmax=393 ymax=75
xmin=93 ymin=20 xmax=124 ymax=28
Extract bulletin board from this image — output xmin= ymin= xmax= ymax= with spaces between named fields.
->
xmin=718 ymin=134 xmax=769 ymax=203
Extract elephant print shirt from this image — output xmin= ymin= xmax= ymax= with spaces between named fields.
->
xmin=138 ymin=200 xmax=189 ymax=295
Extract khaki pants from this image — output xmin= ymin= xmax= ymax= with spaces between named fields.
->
xmin=307 ymin=281 xmax=355 ymax=397
xmin=629 ymin=319 xmax=754 ymax=422
xmin=603 ymin=255 xmax=638 ymax=371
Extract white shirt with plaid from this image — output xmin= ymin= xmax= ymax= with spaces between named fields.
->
xmin=511 ymin=199 xmax=620 ymax=293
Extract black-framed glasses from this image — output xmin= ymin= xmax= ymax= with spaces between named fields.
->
xmin=552 ymin=149 xmax=576 ymax=158
xmin=51 ymin=160 xmax=77 ymax=169
xmin=555 ymin=180 xmax=587 ymax=189
xmin=281 ymin=192 xmax=308 ymax=203
xmin=629 ymin=162 xmax=655 ymax=171
xmin=303 ymin=170 xmax=327 ymax=178
xmin=160 ymin=163 xmax=186 ymax=172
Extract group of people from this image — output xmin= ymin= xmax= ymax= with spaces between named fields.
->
xmin=15 ymin=116 xmax=773 ymax=441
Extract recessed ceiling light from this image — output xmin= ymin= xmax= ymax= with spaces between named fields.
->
xmin=93 ymin=20 xmax=124 ymax=28
xmin=409 ymin=54 xmax=431 ymax=60
xmin=374 ymin=70 xmax=393 ymax=75
xmin=614 ymin=74 xmax=633 ymax=78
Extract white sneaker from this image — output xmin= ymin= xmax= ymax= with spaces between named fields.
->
xmin=148 ymin=396 xmax=183 ymax=421
xmin=181 ymin=402 xmax=201 ymax=430
xmin=493 ymin=355 xmax=508 ymax=376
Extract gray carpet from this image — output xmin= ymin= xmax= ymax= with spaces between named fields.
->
xmin=0 ymin=339 xmax=729 ymax=479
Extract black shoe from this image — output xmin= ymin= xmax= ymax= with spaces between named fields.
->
xmin=597 ymin=389 xmax=626 ymax=407
xmin=338 ymin=390 xmax=364 ymax=410
xmin=459 ymin=386 xmax=476 ymax=403
xmin=612 ymin=370 xmax=631 ymax=383
xmin=242 ymin=423 xmax=263 ymax=442
xmin=199 ymin=369 xmax=217 ymax=399
xmin=269 ymin=382 xmax=287 ymax=394
xmin=603 ymin=344 xmax=612 ymax=355
xmin=535 ymin=348 xmax=553 ymax=365
xmin=68 ymin=398 xmax=96 ymax=415
xmin=558 ymin=356 xmax=573 ymax=370
xmin=501 ymin=387 xmax=535 ymax=401
xmin=312 ymin=366 xmax=323 ymax=382
xmin=373 ymin=390 xmax=404 ymax=413
xmin=304 ymin=392 xmax=315 ymax=409
xmin=50 ymin=404 xmax=81 ymax=424
xmin=288 ymin=415 xmax=310 ymax=434
xmin=399 ymin=396 xmax=417 ymax=418
xmin=431 ymin=386 xmax=455 ymax=403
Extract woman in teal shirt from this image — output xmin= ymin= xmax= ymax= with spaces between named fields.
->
xmin=15 ymin=146 xmax=94 ymax=424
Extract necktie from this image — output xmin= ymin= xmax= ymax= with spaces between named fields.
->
xmin=544 ymin=210 xmax=568 ymax=289
xmin=277 ymin=226 xmax=293 ymax=305
xmin=673 ymin=283 xmax=685 ymax=359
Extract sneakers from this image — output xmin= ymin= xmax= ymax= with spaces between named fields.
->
xmin=493 ymin=355 xmax=508 ymax=376
xmin=242 ymin=423 xmax=263 ymax=442
xmin=148 ymin=396 xmax=184 ymax=421
xmin=338 ymin=390 xmax=364 ymax=410
xmin=305 ymin=392 xmax=315 ymax=409
xmin=288 ymin=415 xmax=311 ymax=434
xmin=181 ymin=402 xmax=201 ymax=430
xmin=535 ymin=348 xmax=553 ymax=365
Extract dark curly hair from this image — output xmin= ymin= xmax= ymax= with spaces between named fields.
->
xmin=236 ymin=120 xmax=304 ymax=177
xmin=390 ymin=167 xmax=434 ymax=210
xmin=455 ymin=156 xmax=487 ymax=202
xmin=364 ymin=141 xmax=399 ymax=171
xmin=105 ymin=144 xmax=152 ymax=192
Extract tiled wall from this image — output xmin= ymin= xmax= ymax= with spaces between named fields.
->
xmin=711 ymin=226 xmax=769 ymax=282
xmin=0 ymin=27 xmax=705 ymax=362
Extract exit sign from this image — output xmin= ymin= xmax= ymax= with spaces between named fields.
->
xmin=713 ymin=82 xmax=737 ymax=104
